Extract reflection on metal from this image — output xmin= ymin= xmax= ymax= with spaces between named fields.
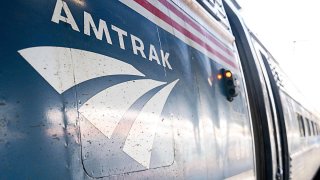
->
xmin=72 ymin=0 xmax=86 ymax=7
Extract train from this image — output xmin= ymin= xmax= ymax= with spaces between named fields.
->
xmin=0 ymin=0 xmax=319 ymax=179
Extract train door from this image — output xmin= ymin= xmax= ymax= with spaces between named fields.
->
xmin=251 ymin=41 xmax=290 ymax=180
xmin=224 ymin=1 xmax=289 ymax=179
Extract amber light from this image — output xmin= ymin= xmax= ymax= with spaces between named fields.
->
xmin=225 ymin=71 xmax=232 ymax=78
xmin=217 ymin=74 xmax=223 ymax=80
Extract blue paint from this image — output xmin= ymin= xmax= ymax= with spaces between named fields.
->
xmin=0 ymin=0 xmax=255 ymax=179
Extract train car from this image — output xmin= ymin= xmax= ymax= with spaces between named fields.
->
xmin=0 ymin=0 xmax=319 ymax=179
xmin=249 ymin=32 xmax=320 ymax=179
xmin=227 ymin=4 xmax=320 ymax=178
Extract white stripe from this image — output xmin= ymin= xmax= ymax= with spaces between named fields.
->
xmin=173 ymin=0 xmax=235 ymax=45
xmin=161 ymin=0 xmax=234 ymax=47
xmin=123 ymin=79 xmax=179 ymax=168
xmin=119 ymin=0 xmax=237 ymax=69
xmin=150 ymin=0 xmax=233 ymax=59
xmin=18 ymin=47 xmax=144 ymax=94
xmin=79 ymin=79 xmax=166 ymax=138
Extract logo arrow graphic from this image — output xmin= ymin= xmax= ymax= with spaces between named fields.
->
xmin=19 ymin=46 xmax=179 ymax=169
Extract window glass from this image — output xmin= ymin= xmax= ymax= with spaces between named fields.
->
xmin=305 ymin=118 xmax=311 ymax=136
xmin=311 ymin=121 xmax=316 ymax=136
xmin=297 ymin=114 xmax=305 ymax=137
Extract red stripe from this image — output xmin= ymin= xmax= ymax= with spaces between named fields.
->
xmin=134 ymin=0 xmax=237 ymax=68
xmin=158 ymin=0 xmax=234 ymax=56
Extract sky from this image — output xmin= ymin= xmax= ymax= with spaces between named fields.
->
xmin=236 ymin=0 xmax=320 ymax=114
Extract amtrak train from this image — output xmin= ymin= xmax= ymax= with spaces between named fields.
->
xmin=1 ymin=0 xmax=320 ymax=179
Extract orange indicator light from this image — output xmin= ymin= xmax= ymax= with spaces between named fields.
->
xmin=225 ymin=71 xmax=232 ymax=78
xmin=217 ymin=74 xmax=223 ymax=80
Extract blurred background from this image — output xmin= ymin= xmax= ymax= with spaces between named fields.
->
xmin=237 ymin=0 xmax=320 ymax=114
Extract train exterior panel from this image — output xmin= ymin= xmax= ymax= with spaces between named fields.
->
xmin=0 ymin=0 xmax=319 ymax=179
xmin=0 ymin=0 xmax=255 ymax=179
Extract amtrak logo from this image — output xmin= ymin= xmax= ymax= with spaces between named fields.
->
xmin=19 ymin=46 xmax=178 ymax=176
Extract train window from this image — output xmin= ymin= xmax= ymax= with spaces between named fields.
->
xmin=311 ymin=121 xmax=316 ymax=136
xmin=309 ymin=121 xmax=312 ymax=136
xmin=305 ymin=118 xmax=311 ymax=136
xmin=297 ymin=114 xmax=305 ymax=137
xmin=310 ymin=120 xmax=315 ymax=136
